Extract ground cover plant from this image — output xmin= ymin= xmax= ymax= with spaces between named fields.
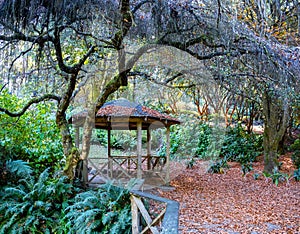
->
xmin=0 ymin=161 xmax=132 ymax=234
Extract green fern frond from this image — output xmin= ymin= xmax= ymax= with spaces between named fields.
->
xmin=37 ymin=168 xmax=50 ymax=185
xmin=18 ymin=177 xmax=34 ymax=190
xmin=24 ymin=215 xmax=36 ymax=229
xmin=0 ymin=213 xmax=19 ymax=234
xmin=2 ymin=187 xmax=27 ymax=199
xmin=5 ymin=160 xmax=33 ymax=178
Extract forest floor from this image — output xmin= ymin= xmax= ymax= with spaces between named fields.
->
xmin=157 ymin=154 xmax=300 ymax=234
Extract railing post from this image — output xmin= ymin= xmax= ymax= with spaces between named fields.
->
xmin=130 ymin=191 xmax=179 ymax=234
xmin=131 ymin=195 xmax=141 ymax=234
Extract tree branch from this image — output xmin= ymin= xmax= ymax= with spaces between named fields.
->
xmin=128 ymin=71 xmax=195 ymax=89
xmin=0 ymin=94 xmax=61 ymax=117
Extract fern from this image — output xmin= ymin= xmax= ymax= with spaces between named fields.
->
xmin=5 ymin=159 xmax=33 ymax=178
xmin=0 ymin=168 xmax=76 ymax=234
xmin=64 ymin=183 xmax=132 ymax=234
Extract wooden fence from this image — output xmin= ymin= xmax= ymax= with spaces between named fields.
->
xmin=130 ymin=190 xmax=179 ymax=234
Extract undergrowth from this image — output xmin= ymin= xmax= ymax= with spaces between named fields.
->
xmin=0 ymin=160 xmax=132 ymax=234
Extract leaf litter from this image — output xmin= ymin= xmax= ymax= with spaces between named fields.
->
xmin=157 ymin=155 xmax=300 ymax=233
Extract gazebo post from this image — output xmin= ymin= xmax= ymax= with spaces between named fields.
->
xmin=166 ymin=126 xmax=170 ymax=185
xmin=147 ymin=127 xmax=151 ymax=170
xmin=75 ymin=126 xmax=80 ymax=148
xmin=137 ymin=121 xmax=142 ymax=179
xmin=107 ymin=128 xmax=112 ymax=177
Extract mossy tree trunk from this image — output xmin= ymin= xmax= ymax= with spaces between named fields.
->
xmin=56 ymin=73 xmax=80 ymax=179
xmin=262 ymin=91 xmax=290 ymax=173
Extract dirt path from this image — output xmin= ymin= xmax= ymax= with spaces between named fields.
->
xmin=158 ymin=156 xmax=300 ymax=233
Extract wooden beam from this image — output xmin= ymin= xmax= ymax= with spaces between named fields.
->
xmin=166 ymin=126 xmax=170 ymax=185
xmin=108 ymin=129 xmax=112 ymax=177
xmin=131 ymin=195 xmax=141 ymax=233
xmin=132 ymin=196 xmax=159 ymax=234
xmin=147 ymin=128 xmax=151 ymax=170
xmin=137 ymin=121 xmax=142 ymax=179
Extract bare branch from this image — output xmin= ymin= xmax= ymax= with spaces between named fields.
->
xmin=128 ymin=71 xmax=195 ymax=89
xmin=0 ymin=83 xmax=7 ymax=93
xmin=0 ymin=94 xmax=61 ymax=117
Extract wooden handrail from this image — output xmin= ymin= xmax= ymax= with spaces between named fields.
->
xmin=130 ymin=190 xmax=179 ymax=234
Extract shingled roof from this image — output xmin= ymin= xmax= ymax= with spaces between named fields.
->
xmin=72 ymin=98 xmax=180 ymax=130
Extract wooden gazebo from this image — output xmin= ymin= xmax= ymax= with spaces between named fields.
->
xmin=71 ymin=98 xmax=180 ymax=186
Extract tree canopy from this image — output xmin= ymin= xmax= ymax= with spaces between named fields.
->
xmin=0 ymin=0 xmax=300 ymax=178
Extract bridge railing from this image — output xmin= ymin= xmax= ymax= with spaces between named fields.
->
xmin=130 ymin=190 xmax=179 ymax=234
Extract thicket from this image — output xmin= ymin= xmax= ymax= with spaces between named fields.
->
xmin=0 ymin=90 xmax=132 ymax=233
xmin=0 ymin=89 xmax=64 ymax=174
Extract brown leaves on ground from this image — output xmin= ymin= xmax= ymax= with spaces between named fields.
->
xmin=159 ymin=155 xmax=300 ymax=233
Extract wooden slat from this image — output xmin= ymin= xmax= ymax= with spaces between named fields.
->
xmin=131 ymin=196 xmax=140 ymax=234
xmin=141 ymin=208 xmax=166 ymax=234
xmin=112 ymin=158 xmax=132 ymax=178
xmin=132 ymin=196 xmax=159 ymax=234
xmin=131 ymin=191 xmax=179 ymax=234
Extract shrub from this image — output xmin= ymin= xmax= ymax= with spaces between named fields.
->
xmin=0 ymin=167 xmax=75 ymax=233
xmin=293 ymin=168 xmax=300 ymax=181
xmin=0 ymin=159 xmax=33 ymax=187
xmin=206 ymin=124 xmax=263 ymax=174
xmin=290 ymin=139 xmax=300 ymax=169
xmin=208 ymin=157 xmax=229 ymax=174
xmin=0 ymin=89 xmax=64 ymax=174
xmin=64 ymin=183 xmax=132 ymax=234
xmin=194 ymin=123 xmax=212 ymax=158
xmin=0 ymin=161 xmax=133 ymax=233
xmin=263 ymin=168 xmax=290 ymax=186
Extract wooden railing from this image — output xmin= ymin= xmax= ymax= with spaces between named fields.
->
xmin=88 ymin=155 xmax=166 ymax=183
xmin=130 ymin=190 xmax=179 ymax=234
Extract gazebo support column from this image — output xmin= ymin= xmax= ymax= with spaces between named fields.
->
xmin=108 ymin=129 xmax=112 ymax=177
xmin=166 ymin=126 xmax=170 ymax=185
xmin=147 ymin=128 xmax=151 ymax=170
xmin=137 ymin=121 xmax=142 ymax=179
xmin=75 ymin=126 xmax=80 ymax=148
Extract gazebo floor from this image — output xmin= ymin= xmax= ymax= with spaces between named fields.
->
xmin=88 ymin=169 xmax=168 ymax=191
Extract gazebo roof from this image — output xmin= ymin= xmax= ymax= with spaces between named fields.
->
xmin=71 ymin=98 xmax=180 ymax=130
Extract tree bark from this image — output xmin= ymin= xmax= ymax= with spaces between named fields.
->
xmin=56 ymin=111 xmax=79 ymax=179
xmin=56 ymin=73 xmax=80 ymax=179
xmin=262 ymin=92 xmax=290 ymax=173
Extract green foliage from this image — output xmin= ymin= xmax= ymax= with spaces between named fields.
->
xmin=0 ymin=89 xmax=64 ymax=174
xmin=97 ymin=129 xmax=138 ymax=151
xmin=156 ymin=120 xmax=211 ymax=159
xmin=253 ymin=173 xmax=261 ymax=180
xmin=195 ymin=123 xmax=263 ymax=174
xmin=64 ymin=183 xmax=131 ymax=234
xmin=186 ymin=158 xmax=196 ymax=169
xmin=222 ymin=125 xmax=262 ymax=159
xmin=208 ymin=124 xmax=262 ymax=174
xmin=208 ymin=157 xmax=229 ymax=174
xmin=0 ymin=162 xmax=133 ymax=233
xmin=0 ymin=167 xmax=75 ymax=234
xmin=0 ymin=159 xmax=33 ymax=187
xmin=194 ymin=123 xmax=211 ymax=158
xmin=290 ymin=139 xmax=300 ymax=169
xmin=5 ymin=160 xmax=33 ymax=178
xmin=96 ymin=129 xmax=108 ymax=145
xmin=293 ymin=168 xmax=300 ymax=181
xmin=263 ymin=168 xmax=290 ymax=186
